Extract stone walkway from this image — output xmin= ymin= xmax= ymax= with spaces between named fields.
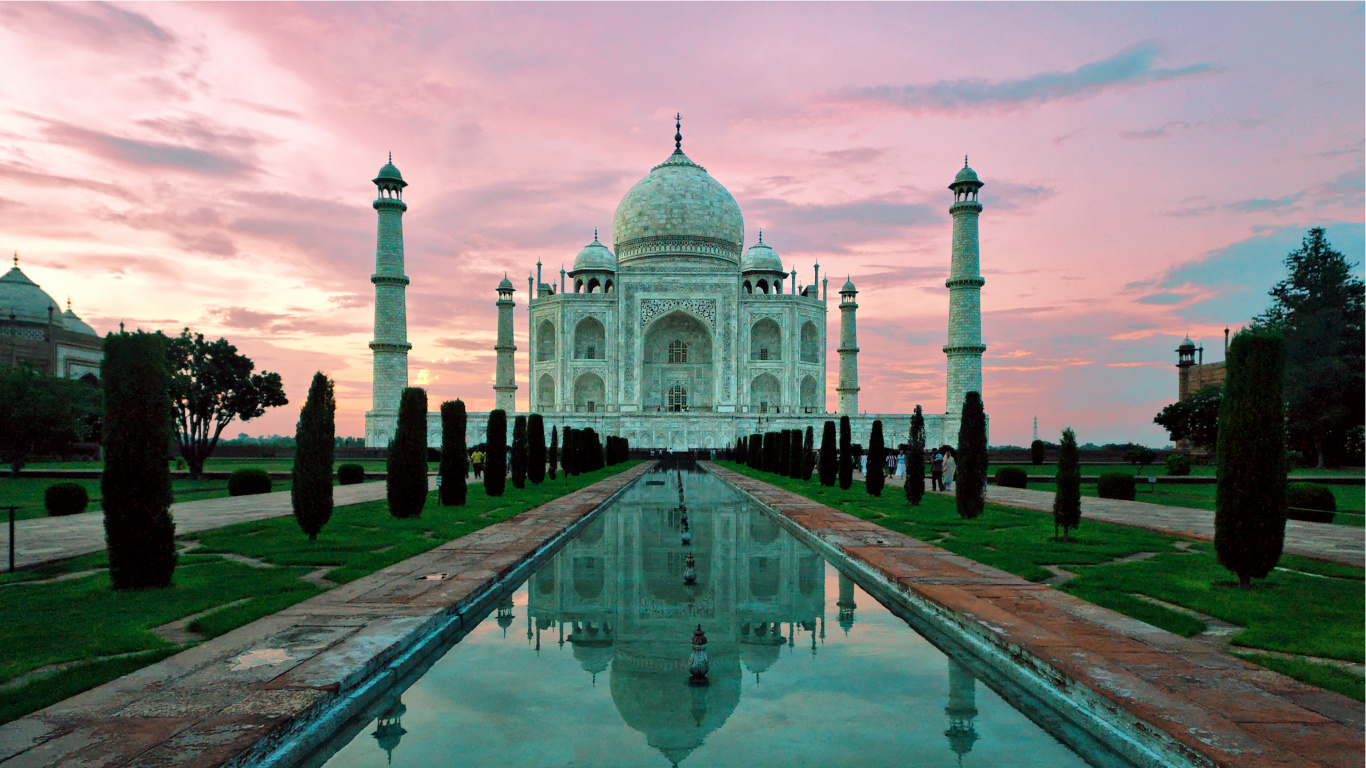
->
xmin=859 ymin=472 xmax=1365 ymax=567
xmin=0 ymin=463 xmax=651 ymax=768
xmin=0 ymin=479 xmax=435 ymax=571
xmin=709 ymin=464 xmax=1363 ymax=768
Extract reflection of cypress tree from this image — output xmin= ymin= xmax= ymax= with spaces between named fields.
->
xmin=944 ymin=659 xmax=980 ymax=765
xmin=372 ymin=693 xmax=408 ymax=764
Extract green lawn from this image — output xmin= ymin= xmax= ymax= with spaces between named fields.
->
xmin=1017 ymin=478 xmax=1365 ymax=524
xmin=22 ymin=459 xmax=427 ymax=473
xmin=720 ymin=462 xmax=1364 ymax=701
xmin=0 ymin=463 xmax=638 ymax=723
xmin=991 ymin=463 xmax=1363 ymax=479
xmin=0 ymin=477 xmax=299 ymax=521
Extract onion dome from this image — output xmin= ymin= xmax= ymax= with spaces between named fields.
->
xmin=950 ymin=156 xmax=983 ymax=191
xmin=841 ymin=276 xmax=856 ymax=293
xmin=0 ymin=256 xmax=62 ymax=324
xmin=612 ymin=116 xmax=744 ymax=266
xmin=498 ymin=273 xmax=515 ymax=292
xmin=572 ymin=230 xmax=617 ymax=273
xmin=373 ymin=152 xmax=407 ymax=189
xmin=1179 ymin=336 xmax=1195 ymax=349
xmin=740 ymin=232 xmax=783 ymax=273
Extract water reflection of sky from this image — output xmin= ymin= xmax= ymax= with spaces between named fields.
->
xmin=318 ymin=467 xmax=1111 ymax=768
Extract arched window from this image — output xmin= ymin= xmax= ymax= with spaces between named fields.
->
xmin=587 ymin=277 xmax=601 ymax=294
xmin=742 ymin=280 xmax=752 ymax=294
xmin=756 ymin=278 xmax=769 ymax=294
xmin=750 ymin=319 xmax=782 ymax=361
xmin=800 ymin=321 xmax=819 ymax=363
xmin=667 ymin=384 xmax=688 ymax=412
xmin=668 ymin=340 xmax=688 ymax=364
xmin=536 ymin=321 xmax=556 ymax=362
xmin=605 ymin=280 xmax=614 ymax=294
xmin=574 ymin=279 xmax=584 ymax=293
xmin=574 ymin=317 xmax=606 ymax=360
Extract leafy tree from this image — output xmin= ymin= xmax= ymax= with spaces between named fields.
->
xmin=528 ymin=414 xmax=546 ymax=484
xmin=439 ymin=400 xmax=467 ymax=506
xmin=803 ymin=426 xmax=815 ymax=480
xmin=1053 ymin=428 xmax=1081 ymax=539
xmin=0 ymin=365 xmax=83 ymax=475
xmin=955 ymin=392 xmax=987 ymax=520
xmin=547 ymin=426 xmax=558 ymax=480
xmin=291 ymin=372 xmax=334 ymax=540
xmin=906 ymin=406 xmax=925 ymax=505
xmin=166 ymin=328 xmax=288 ymax=479
xmin=838 ymin=416 xmax=853 ymax=490
xmin=1216 ymin=330 xmax=1287 ymax=588
xmin=866 ymin=420 xmax=886 ymax=497
xmin=1154 ymin=384 xmax=1223 ymax=450
xmin=485 ymin=409 xmax=507 ymax=495
xmin=510 ymin=415 xmax=527 ymax=489
xmin=1029 ymin=439 xmax=1045 ymax=466
xmin=387 ymin=388 xmax=428 ymax=518
xmin=102 ymin=332 xmax=176 ymax=590
xmin=1253 ymin=228 xmax=1364 ymax=467
xmin=819 ymin=421 xmax=836 ymax=486
xmin=1123 ymin=446 xmax=1157 ymax=476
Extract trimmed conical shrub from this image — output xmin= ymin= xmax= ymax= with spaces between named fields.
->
xmin=510 ymin=415 xmax=527 ymax=489
xmin=102 ymin=331 xmax=176 ymax=590
xmin=955 ymin=391 xmax=987 ymax=519
xmin=387 ymin=387 xmax=428 ymax=518
xmin=820 ymin=421 xmax=836 ymax=486
xmin=548 ymin=426 xmax=558 ymax=480
xmin=866 ymin=420 xmax=885 ymax=497
xmin=1053 ymin=428 xmax=1081 ymax=539
xmin=528 ymin=414 xmax=546 ymax=484
xmin=439 ymin=400 xmax=467 ymax=506
xmin=292 ymin=372 xmax=335 ymax=539
xmin=906 ymin=405 xmax=925 ymax=505
xmin=803 ymin=426 xmax=815 ymax=480
xmin=839 ymin=416 xmax=853 ymax=490
xmin=484 ymin=409 xmax=507 ymax=496
xmin=777 ymin=429 xmax=789 ymax=476
xmin=1216 ymin=330 xmax=1287 ymax=588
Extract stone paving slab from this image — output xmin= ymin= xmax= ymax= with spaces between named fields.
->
xmin=0 ymin=463 xmax=652 ymax=768
xmin=0 ymin=479 xmax=424 ymax=570
xmin=706 ymin=463 xmax=1364 ymax=768
xmin=859 ymin=471 xmax=1364 ymax=566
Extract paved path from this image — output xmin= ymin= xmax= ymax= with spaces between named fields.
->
xmin=1 ymin=479 xmax=436 ymax=571
xmin=859 ymin=472 xmax=1365 ymax=567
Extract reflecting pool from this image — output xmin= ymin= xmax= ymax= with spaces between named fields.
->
xmin=305 ymin=464 xmax=1134 ymax=768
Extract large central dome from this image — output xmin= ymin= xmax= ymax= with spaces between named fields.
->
xmin=612 ymin=148 xmax=744 ymax=266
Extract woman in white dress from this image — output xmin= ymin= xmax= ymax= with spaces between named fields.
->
xmin=941 ymin=449 xmax=957 ymax=492
xmin=895 ymin=451 xmax=906 ymax=477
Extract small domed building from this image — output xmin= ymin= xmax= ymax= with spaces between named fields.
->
xmin=0 ymin=254 xmax=103 ymax=381
xmin=362 ymin=124 xmax=988 ymax=450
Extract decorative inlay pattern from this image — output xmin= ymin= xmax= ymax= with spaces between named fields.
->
xmin=640 ymin=298 xmax=716 ymax=329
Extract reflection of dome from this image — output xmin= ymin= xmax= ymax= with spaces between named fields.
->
xmin=573 ymin=232 xmax=617 ymax=272
xmin=612 ymin=140 xmax=744 ymax=266
xmin=610 ymin=643 xmax=741 ymax=766
xmin=0 ymin=263 xmax=62 ymax=324
xmin=739 ymin=623 xmax=784 ymax=679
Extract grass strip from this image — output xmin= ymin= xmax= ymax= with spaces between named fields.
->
xmin=0 ymin=648 xmax=181 ymax=724
xmin=1231 ymin=652 xmax=1364 ymax=702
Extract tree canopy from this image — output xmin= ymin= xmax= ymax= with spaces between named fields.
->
xmin=0 ymin=365 xmax=90 ymax=475
xmin=166 ymin=328 xmax=288 ymax=478
xmin=1154 ymin=384 xmax=1222 ymax=450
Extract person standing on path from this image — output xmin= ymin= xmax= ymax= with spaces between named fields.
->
xmin=931 ymin=450 xmax=944 ymax=491
xmin=942 ymin=447 xmax=957 ymax=493
xmin=472 ymin=449 xmax=484 ymax=479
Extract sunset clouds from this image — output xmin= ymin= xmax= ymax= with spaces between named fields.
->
xmin=0 ymin=2 xmax=1361 ymax=445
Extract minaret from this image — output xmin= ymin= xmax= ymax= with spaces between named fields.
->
xmin=366 ymin=154 xmax=411 ymax=446
xmin=945 ymin=157 xmax=986 ymax=432
xmin=494 ymin=274 xmax=518 ymax=412
xmin=836 ymin=277 xmax=859 ymax=414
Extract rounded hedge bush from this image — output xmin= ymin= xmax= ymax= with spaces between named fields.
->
xmin=1165 ymin=454 xmax=1192 ymax=476
xmin=45 ymin=482 xmax=89 ymax=516
xmin=994 ymin=466 xmax=1028 ymax=489
xmin=1097 ymin=472 xmax=1136 ymax=501
xmin=337 ymin=463 xmax=366 ymax=486
xmin=228 ymin=468 xmax=272 ymax=497
xmin=1286 ymin=482 xmax=1336 ymax=512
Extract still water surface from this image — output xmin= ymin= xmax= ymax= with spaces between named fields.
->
xmin=309 ymin=464 xmax=1128 ymax=768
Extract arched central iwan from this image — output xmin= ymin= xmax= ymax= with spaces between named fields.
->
xmin=642 ymin=310 xmax=714 ymax=412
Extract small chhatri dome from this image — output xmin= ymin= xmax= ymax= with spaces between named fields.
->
xmin=572 ymin=229 xmax=617 ymax=272
xmin=62 ymin=299 xmax=97 ymax=336
xmin=841 ymin=276 xmax=857 ymax=293
xmin=373 ymin=152 xmax=407 ymax=188
xmin=498 ymin=273 xmax=515 ymax=292
xmin=951 ymin=155 xmax=983 ymax=190
xmin=741 ymin=232 xmax=783 ymax=273
xmin=1179 ymin=336 xmax=1196 ymax=349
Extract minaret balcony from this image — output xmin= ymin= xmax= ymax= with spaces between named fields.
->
xmin=945 ymin=276 xmax=985 ymax=289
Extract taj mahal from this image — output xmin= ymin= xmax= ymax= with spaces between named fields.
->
xmin=363 ymin=119 xmax=987 ymax=450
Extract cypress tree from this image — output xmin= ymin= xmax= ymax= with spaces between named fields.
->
xmin=749 ymin=434 xmax=762 ymax=469
xmin=1053 ymin=427 xmax=1081 ymax=539
xmin=905 ymin=406 xmax=926 ymax=505
xmin=387 ymin=387 xmax=428 ymax=518
xmin=787 ymin=430 xmax=801 ymax=478
xmin=1216 ymin=330 xmax=1288 ymax=588
xmin=838 ymin=416 xmax=853 ymax=490
xmin=956 ymin=391 xmax=987 ymax=520
xmin=777 ymin=429 xmax=789 ymax=476
xmin=102 ymin=331 xmax=176 ymax=590
xmin=484 ymin=409 xmax=507 ymax=496
xmin=583 ymin=428 xmax=602 ymax=471
xmin=735 ymin=436 xmax=746 ymax=465
xmin=765 ymin=432 xmax=778 ymax=472
xmin=562 ymin=427 xmax=575 ymax=475
xmin=866 ymin=420 xmax=886 ymax=497
xmin=510 ymin=415 xmax=528 ymax=489
xmin=1030 ymin=439 xmax=1046 ymax=466
xmin=528 ymin=414 xmax=546 ymax=483
xmin=292 ymin=371 xmax=335 ymax=539
xmin=819 ymin=421 xmax=836 ymax=486
xmin=548 ymin=426 xmax=558 ymax=480
xmin=439 ymin=399 xmax=467 ymax=506
xmin=803 ymin=426 xmax=815 ymax=480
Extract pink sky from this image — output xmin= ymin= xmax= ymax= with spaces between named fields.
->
xmin=1 ymin=2 xmax=1361 ymax=446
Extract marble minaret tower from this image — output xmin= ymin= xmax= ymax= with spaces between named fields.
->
xmin=945 ymin=158 xmax=985 ymax=437
xmin=494 ymin=275 xmax=518 ymax=412
xmin=365 ymin=155 xmax=411 ymax=446
xmin=837 ymin=277 xmax=860 ymax=414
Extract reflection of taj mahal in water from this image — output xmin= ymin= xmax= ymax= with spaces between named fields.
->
xmin=363 ymin=118 xmax=989 ymax=451
xmin=368 ymin=466 xmax=984 ymax=767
